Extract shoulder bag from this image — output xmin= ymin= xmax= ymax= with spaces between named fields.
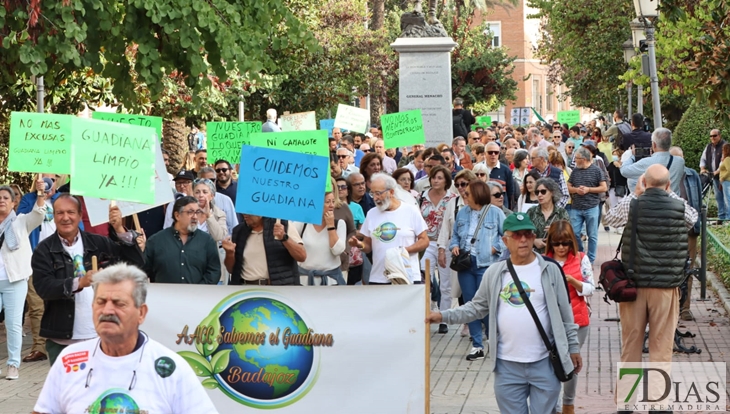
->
xmin=450 ymin=205 xmax=490 ymax=271
xmin=506 ymin=259 xmax=574 ymax=382
xmin=598 ymin=198 xmax=639 ymax=303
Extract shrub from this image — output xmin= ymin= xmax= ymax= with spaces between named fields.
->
xmin=673 ymin=100 xmax=721 ymax=172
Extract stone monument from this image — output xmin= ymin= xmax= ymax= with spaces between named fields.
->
xmin=391 ymin=2 xmax=457 ymax=147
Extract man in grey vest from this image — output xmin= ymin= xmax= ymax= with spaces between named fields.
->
xmin=604 ymin=165 xmax=697 ymax=410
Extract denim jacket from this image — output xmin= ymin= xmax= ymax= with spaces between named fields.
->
xmin=449 ymin=205 xmax=506 ymax=268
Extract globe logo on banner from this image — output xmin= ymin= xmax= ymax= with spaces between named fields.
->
xmin=178 ymin=291 xmax=333 ymax=409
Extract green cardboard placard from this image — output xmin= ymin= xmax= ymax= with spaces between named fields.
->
xmin=381 ymin=110 xmax=425 ymax=149
xmin=8 ymin=112 xmax=73 ymax=174
xmin=71 ymin=118 xmax=157 ymax=204
xmin=249 ymin=130 xmax=332 ymax=192
xmin=91 ymin=112 xmax=163 ymax=141
xmin=557 ymin=110 xmax=580 ymax=127
xmin=472 ymin=115 xmax=492 ymax=130
xmin=207 ymin=121 xmax=262 ymax=164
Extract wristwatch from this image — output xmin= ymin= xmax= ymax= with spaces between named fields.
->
xmin=280 ymin=233 xmax=289 ymax=242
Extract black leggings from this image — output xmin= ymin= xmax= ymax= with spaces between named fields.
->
xmin=347 ymin=265 xmax=363 ymax=285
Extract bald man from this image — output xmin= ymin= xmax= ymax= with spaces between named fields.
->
xmin=604 ymin=164 xmax=698 ymax=393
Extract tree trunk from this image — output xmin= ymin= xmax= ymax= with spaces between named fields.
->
xmin=371 ymin=0 xmax=385 ymax=31
xmin=369 ymin=0 xmax=386 ymax=125
xmin=162 ymin=117 xmax=189 ymax=174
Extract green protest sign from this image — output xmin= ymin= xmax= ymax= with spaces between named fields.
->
xmin=381 ymin=110 xmax=425 ymax=149
xmin=472 ymin=115 xmax=492 ymax=130
xmin=71 ymin=118 xmax=157 ymax=204
xmin=557 ymin=110 xmax=580 ymax=127
xmin=8 ymin=112 xmax=73 ymax=174
xmin=91 ymin=112 xmax=163 ymax=141
xmin=249 ymin=130 xmax=332 ymax=191
xmin=207 ymin=122 xmax=262 ymax=164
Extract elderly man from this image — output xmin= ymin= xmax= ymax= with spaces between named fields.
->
xmin=483 ymin=142 xmax=515 ymax=209
xmin=620 ymin=127 xmax=685 ymax=196
xmin=332 ymin=127 xmax=343 ymax=144
xmin=482 ymin=129 xmax=498 ymax=144
xmin=349 ymin=173 xmax=429 ymax=284
xmin=348 ymin=173 xmax=375 ymax=215
xmin=373 ymin=139 xmax=398 ymax=173
xmin=144 ymin=196 xmax=220 ymax=284
xmin=531 ymin=147 xmax=569 ymax=207
xmin=568 ymin=147 xmax=608 ymax=263
xmin=428 ymin=212 xmax=581 ymax=413
xmin=551 ymin=129 xmax=565 ymax=152
xmin=452 ymin=136 xmax=472 ymax=170
xmin=262 ymin=108 xmax=281 ymax=132
xmin=32 ymin=264 xmax=218 ymax=414
xmin=31 ymin=195 xmax=145 ymax=365
xmin=604 ymin=165 xmax=697 ymax=408
xmin=528 ymin=126 xmax=549 ymax=149
xmin=223 ymin=215 xmax=306 ymax=285
xmin=700 ymin=128 xmax=727 ymax=222
xmin=213 ymin=159 xmax=237 ymax=203
xmin=336 ymin=148 xmax=360 ymax=179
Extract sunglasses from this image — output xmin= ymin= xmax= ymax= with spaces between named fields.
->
xmin=551 ymin=241 xmax=572 ymax=247
xmin=455 ymin=182 xmax=469 ymax=188
xmin=337 ymin=155 xmax=349 ymax=159
xmin=553 ymin=135 xmax=562 ymax=138
xmin=491 ymin=192 xmax=504 ymax=198
xmin=711 ymin=134 xmax=719 ymax=138
xmin=337 ymin=185 xmax=348 ymax=190
xmin=535 ymin=189 xmax=548 ymax=195
xmin=215 ymin=168 xmax=229 ymax=173
xmin=487 ymin=151 xmax=500 ymax=155
xmin=507 ymin=230 xmax=536 ymax=240
xmin=475 ymin=172 xmax=487 ymax=177
xmin=566 ymin=146 xmax=574 ymax=149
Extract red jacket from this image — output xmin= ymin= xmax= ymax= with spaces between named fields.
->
xmin=547 ymin=251 xmax=590 ymax=327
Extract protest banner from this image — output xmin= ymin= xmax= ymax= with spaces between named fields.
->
xmin=91 ymin=111 xmax=163 ymax=142
xmin=8 ymin=112 xmax=73 ymax=174
xmin=380 ymin=109 xmax=425 ymax=149
xmin=280 ymin=111 xmax=316 ymax=132
xmin=249 ymin=130 xmax=331 ymax=192
xmin=235 ymin=145 xmax=328 ymax=224
xmin=334 ymin=104 xmax=370 ymax=134
xmin=83 ymin=139 xmax=175 ymax=226
xmin=319 ymin=119 xmax=335 ymax=137
xmin=471 ymin=115 xmax=492 ymax=130
xmin=144 ymin=284 xmax=427 ymax=413
xmin=207 ymin=121 xmax=262 ymax=164
xmin=557 ymin=110 xmax=580 ymax=127
xmin=70 ymin=118 xmax=156 ymax=204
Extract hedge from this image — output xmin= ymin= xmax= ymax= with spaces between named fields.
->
xmin=673 ymin=100 xmax=721 ymax=172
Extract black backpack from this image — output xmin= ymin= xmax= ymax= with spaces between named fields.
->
xmin=453 ymin=112 xmax=469 ymax=138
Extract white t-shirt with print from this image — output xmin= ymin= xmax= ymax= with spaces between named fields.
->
xmin=34 ymin=333 xmax=218 ymax=414
xmin=361 ymin=203 xmax=427 ymax=284
xmin=38 ymin=199 xmax=56 ymax=241
xmin=62 ymin=237 xmax=97 ymax=340
xmin=496 ymin=257 xmax=552 ymax=362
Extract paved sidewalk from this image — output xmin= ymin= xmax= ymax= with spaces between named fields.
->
xmin=1 ymin=230 xmax=730 ymax=413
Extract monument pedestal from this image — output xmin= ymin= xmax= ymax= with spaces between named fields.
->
xmin=391 ymin=37 xmax=457 ymax=147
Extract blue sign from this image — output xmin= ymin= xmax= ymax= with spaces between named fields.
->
xmin=319 ymin=119 xmax=335 ymax=137
xmin=235 ymin=145 xmax=328 ymax=225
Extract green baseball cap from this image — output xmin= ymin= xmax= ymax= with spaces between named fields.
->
xmin=503 ymin=212 xmax=537 ymax=233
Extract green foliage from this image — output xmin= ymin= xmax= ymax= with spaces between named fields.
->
xmin=673 ymin=99 xmax=720 ymax=173
xmin=527 ymin=0 xmax=631 ymax=112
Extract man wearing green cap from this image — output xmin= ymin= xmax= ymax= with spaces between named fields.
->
xmin=427 ymin=212 xmax=581 ymax=413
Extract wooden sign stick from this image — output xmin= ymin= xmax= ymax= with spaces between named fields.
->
xmin=132 ymin=213 xmax=141 ymax=233
xmin=91 ymin=255 xmax=98 ymax=272
xmin=274 ymin=218 xmax=282 ymax=240
xmin=424 ymin=259 xmax=431 ymax=414
xmin=36 ymin=174 xmax=43 ymax=196
xmin=109 ymin=200 xmax=117 ymax=208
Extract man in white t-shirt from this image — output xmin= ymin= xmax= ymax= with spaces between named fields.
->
xmin=351 ymin=173 xmax=429 ymax=284
xmin=33 ymin=263 xmax=217 ymax=414
xmin=427 ymin=213 xmax=581 ymax=413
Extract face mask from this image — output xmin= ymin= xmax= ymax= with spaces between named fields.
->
xmin=612 ymin=155 xmax=619 ymax=162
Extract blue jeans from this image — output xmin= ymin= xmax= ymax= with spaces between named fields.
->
xmin=722 ymin=181 xmax=730 ymax=220
xmin=0 ymin=279 xmax=28 ymax=368
xmin=457 ymin=256 xmax=489 ymax=349
xmin=494 ymin=357 xmax=561 ymax=414
xmin=569 ymin=206 xmax=600 ymax=263
xmin=715 ymin=179 xmax=728 ymax=220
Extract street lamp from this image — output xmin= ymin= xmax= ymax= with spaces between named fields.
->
xmin=632 ymin=0 xmax=662 ymax=128
xmin=623 ymin=39 xmax=636 ymax=117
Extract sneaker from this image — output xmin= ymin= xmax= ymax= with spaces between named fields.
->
xmin=680 ymin=310 xmax=694 ymax=321
xmin=6 ymin=365 xmax=18 ymax=380
xmin=437 ymin=324 xmax=448 ymax=334
xmin=466 ymin=347 xmax=485 ymax=361
xmin=460 ymin=324 xmax=469 ymax=337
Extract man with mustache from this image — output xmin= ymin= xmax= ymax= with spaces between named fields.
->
xmin=143 ymin=196 xmax=221 ymax=285
xmin=349 ymin=173 xmax=429 ymax=284
xmin=31 ymin=194 xmax=145 ymax=365
xmin=32 ymin=264 xmax=217 ymax=414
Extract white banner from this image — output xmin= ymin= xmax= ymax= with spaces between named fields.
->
xmin=334 ymin=104 xmax=370 ymax=134
xmin=280 ymin=111 xmax=317 ymax=132
xmin=84 ymin=139 xmax=174 ymax=226
xmin=144 ymin=285 xmax=427 ymax=413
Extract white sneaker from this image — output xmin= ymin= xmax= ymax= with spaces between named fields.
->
xmin=6 ymin=365 xmax=18 ymax=380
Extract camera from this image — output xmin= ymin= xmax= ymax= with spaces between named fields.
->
xmin=634 ymin=143 xmax=652 ymax=161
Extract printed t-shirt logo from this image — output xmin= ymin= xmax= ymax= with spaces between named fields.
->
xmin=372 ymin=222 xmax=398 ymax=242
xmin=499 ymin=280 xmax=535 ymax=307
xmin=62 ymin=350 xmax=89 ymax=373
xmin=155 ymin=356 xmax=176 ymax=378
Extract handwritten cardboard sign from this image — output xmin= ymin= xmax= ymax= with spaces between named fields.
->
xmin=380 ymin=109 xmax=425 ymax=149
xmin=8 ymin=112 xmax=73 ymax=174
xmin=557 ymin=110 xmax=580 ymax=127
xmin=334 ymin=104 xmax=370 ymax=134
xmin=206 ymin=121 xmax=262 ymax=164
xmin=91 ymin=112 xmax=163 ymax=142
xmin=70 ymin=118 xmax=156 ymax=204
xmin=235 ymin=145 xmax=327 ymax=225
xmin=319 ymin=119 xmax=335 ymax=137
xmin=84 ymin=139 xmax=175 ymax=226
xmin=472 ymin=115 xmax=492 ymax=130
xmin=280 ymin=111 xmax=316 ymax=132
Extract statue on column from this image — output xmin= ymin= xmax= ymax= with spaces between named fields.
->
xmin=400 ymin=0 xmax=448 ymax=38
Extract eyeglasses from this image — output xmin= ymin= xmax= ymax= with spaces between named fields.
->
xmin=711 ymin=134 xmax=719 ymax=138
xmin=337 ymin=155 xmax=349 ymax=159
xmin=566 ymin=145 xmax=574 ymax=149
xmin=352 ymin=181 xmax=366 ymax=187
xmin=475 ymin=172 xmax=487 ymax=177
xmin=491 ymin=192 xmax=504 ymax=198
xmin=551 ymin=240 xmax=572 ymax=247
xmin=215 ymin=168 xmax=229 ymax=173
xmin=455 ymin=182 xmax=469 ymax=188
xmin=397 ymin=177 xmax=412 ymax=183
xmin=487 ymin=151 xmax=500 ymax=155
xmin=553 ymin=135 xmax=562 ymax=139
xmin=535 ymin=189 xmax=549 ymax=195
xmin=507 ymin=230 xmax=536 ymax=240
xmin=337 ymin=185 xmax=348 ymax=190
xmin=182 ymin=209 xmax=204 ymax=216
xmin=371 ymin=189 xmax=390 ymax=198
xmin=574 ymin=156 xmax=586 ymax=161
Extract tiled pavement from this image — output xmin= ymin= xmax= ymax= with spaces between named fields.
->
xmin=1 ymin=231 xmax=730 ymax=413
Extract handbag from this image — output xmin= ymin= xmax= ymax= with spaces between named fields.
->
xmin=450 ymin=205 xmax=490 ymax=272
xmin=506 ymin=259 xmax=574 ymax=382
xmin=598 ymin=198 xmax=639 ymax=303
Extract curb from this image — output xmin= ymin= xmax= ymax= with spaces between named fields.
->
xmin=705 ymin=228 xmax=730 ymax=315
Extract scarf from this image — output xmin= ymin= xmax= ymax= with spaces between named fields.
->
xmin=0 ymin=210 xmax=20 ymax=251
